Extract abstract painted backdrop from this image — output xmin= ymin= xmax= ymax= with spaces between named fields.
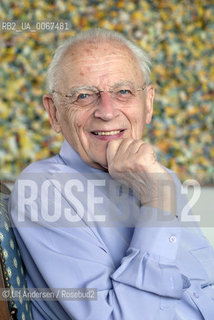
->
xmin=0 ymin=0 xmax=213 ymax=185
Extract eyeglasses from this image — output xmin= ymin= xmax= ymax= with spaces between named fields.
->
xmin=52 ymin=82 xmax=146 ymax=108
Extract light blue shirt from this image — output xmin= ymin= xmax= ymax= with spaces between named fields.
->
xmin=9 ymin=140 xmax=214 ymax=319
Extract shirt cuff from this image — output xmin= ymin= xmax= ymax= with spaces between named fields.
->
xmin=130 ymin=206 xmax=181 ymax=261
xmin=111 ymin=207 xmax=190 ymax=298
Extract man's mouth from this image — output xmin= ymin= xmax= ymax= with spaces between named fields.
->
xmin=91 ymin=129 xmax=124 ymax=136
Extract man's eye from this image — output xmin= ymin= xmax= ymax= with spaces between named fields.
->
xmin=118 ymin=89 xmax=132 ymax=95
xmin=77 ymin=93 xmax=90 ymax=100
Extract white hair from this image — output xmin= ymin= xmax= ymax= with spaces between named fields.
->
xmin=46 ymin=28 xmax=151 ymax=92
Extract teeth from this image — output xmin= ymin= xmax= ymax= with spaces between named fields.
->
xmin=94 ymin=130 xmax=121 ymax=136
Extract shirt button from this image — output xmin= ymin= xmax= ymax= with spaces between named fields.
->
xmin=169 ymin=235 xmax=176 ymax=243
xmin=193 ymin=292 xmax=199 ymax=299
xmin=160 ymin=304 xmax=169 ymax=310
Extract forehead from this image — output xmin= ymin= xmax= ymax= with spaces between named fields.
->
xmin=57 ymin=41 xmax=143 ymax=88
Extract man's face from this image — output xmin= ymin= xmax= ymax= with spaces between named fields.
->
xmin=44 ymin=41 xmax=154 ymax=170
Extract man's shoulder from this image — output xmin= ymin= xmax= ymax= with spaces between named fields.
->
xmin=20 ymin=155 xmax=61 ymax=174
xmin=15 ymin=152 xmax=79 ymax=185
xmin=11 ymin=154 xmax=73 ymax=198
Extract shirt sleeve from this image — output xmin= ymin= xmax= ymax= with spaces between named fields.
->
xmin=111 ymin=208 xmax=189 ymax=298
xmin=9 ymin=172 xmax=199 ymax=320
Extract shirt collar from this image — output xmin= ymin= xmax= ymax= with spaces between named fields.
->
xmin=59 ymin=140 xmax=101 ymax=173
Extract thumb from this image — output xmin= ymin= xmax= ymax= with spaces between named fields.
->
xmin=106 ymin=139 xmax=123 ymax=164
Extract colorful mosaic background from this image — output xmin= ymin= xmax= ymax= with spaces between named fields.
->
xmin=0 ymin=0 xmax=213 ymax=185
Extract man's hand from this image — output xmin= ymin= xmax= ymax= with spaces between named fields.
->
xmin=107 ymin=138 xmax=176 ymax=214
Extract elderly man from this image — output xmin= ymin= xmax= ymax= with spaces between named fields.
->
xmin=9 ymin=28 xmax=214 ymax=320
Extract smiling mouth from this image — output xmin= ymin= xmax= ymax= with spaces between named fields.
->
xmin=92 ymin=130 xmax=124 ymax=136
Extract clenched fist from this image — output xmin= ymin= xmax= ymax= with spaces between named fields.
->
xmin=107 ymin=138 xmax=176 ymax=214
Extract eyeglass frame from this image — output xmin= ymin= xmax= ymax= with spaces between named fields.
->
xmin=51 ymin=81 xmax=147 ymax=107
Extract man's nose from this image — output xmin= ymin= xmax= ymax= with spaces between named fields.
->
xmin=93 ymin=91 xmax=119 ymax=121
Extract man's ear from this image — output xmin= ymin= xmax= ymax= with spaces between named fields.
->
xmin=145 ymin=84 xmax=154 ymax=124
xmin=43 ymin=94 xmax=62 ymax=133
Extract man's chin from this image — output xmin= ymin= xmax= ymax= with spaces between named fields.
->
xmin=101 ymin=164 xmax=108 ymax=171
xmin=92 ymin=158 xmax=108 ymax=171
xmin=95 ymin=161 xmax=108 ymax=172
xmin=85 ymin=156 xmax=108 ymax=171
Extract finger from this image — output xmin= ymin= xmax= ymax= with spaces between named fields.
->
xmin=126 ymin=139 xmax=146 ymax=155
xmin=113 ymin=138 xmax=135 ymax=155
xmin=107 ymin=139 xmax=123 ymax=163
xmin=107 ymin=138 xmax=138 ymax=165
xmin=137 ymin=143 xmax=159 ymax=167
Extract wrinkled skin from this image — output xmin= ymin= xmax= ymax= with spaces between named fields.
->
xmin=43 ymin=41 xmax=176 ymax=213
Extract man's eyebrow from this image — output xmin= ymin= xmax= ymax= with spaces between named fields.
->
xmin=67 ymin=85 xmax=99 ymax=94
xmin=67 ymin=81 xmax=136 ymax=94
xmin=110 ymin=81 xmax=136 ymax=89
